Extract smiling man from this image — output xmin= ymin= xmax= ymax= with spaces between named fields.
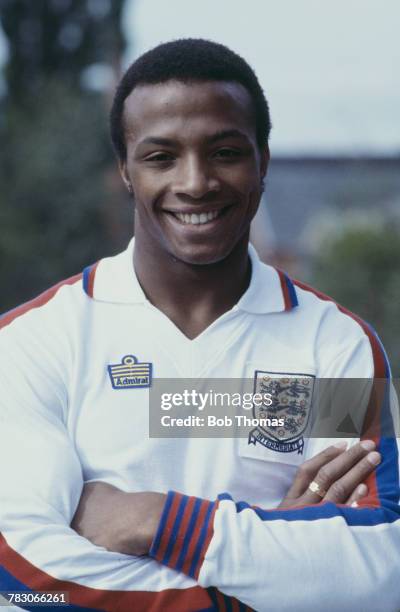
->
xmin=0 ymin=39 xmax=399 ymax=612
xmin=119 ymin=78 xmax=262 ymax=340
xmin=121 ymin=79 xmax=265 ymax=265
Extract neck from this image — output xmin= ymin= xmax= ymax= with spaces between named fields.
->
xmin=133 ymin=234 xmax=251 ymax=338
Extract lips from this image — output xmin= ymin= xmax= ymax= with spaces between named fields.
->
xmin=163 ymin=206 xmax=230 ymax=226
xmin=174 ymin=210 xmax=219 ymax=225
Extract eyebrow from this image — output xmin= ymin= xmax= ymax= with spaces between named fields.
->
xmin=208 ymin=129 xmax=250 ymax=143
xmin=139 ymin=137 xmax=177 ymax=147
xmin=138 ymin=129 xmax=250 ymax=148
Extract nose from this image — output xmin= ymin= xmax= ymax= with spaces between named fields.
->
xmin=172 ymin=155 xmax=221 ymax=199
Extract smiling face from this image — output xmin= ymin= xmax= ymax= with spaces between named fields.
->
xmin=120 ymin=80 xmax=269 ymax=265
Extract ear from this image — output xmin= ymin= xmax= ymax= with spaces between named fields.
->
xmin=260 ymin=144 xmax=270 ymax=179
xmin=118 ymin=159 xmax=132 ymax=193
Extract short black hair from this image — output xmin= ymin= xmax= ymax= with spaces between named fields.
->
xmin=110 ymin=38 xmax=271 ymax=161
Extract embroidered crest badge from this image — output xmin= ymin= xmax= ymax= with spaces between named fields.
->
xmin=249 ymin=370 xmax=315 ymax=454
xmin=108 ymin=355 xmax=152 ymax=389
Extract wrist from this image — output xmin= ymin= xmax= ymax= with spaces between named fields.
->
xmin=128 ymin=491 xmax=167 ymax=555
xmin=144 ymin=492 xmax=167 ymax=551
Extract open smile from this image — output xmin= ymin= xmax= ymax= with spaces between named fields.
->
xmin=163 ymin=206 xmax=232 ymax=226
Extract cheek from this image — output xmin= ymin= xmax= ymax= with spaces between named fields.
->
xmin=246 ymin=188 xmax=262 ymax=223
xmin=225 ymin=161 xmax=262 ymax=197
xmin=240 ymin=177 xmax=263 ymax=223
xmin=130 ymin=172 xmax=163 ymax=212
xmin=235 ymin=174 xmax=263 ymax=213
xmin=130 ymin=168 xmax=149 ymax=197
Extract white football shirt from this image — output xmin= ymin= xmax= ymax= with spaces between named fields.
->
xmin=0 ymin=239 xmax=399 ymax=611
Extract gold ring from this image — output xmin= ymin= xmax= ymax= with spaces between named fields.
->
xmin=308 ymin=481 xmax=327 ymax=498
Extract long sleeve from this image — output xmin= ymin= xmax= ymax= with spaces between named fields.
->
xmin=150 ymin=328 xmax=400 ymax=611
xmin=0 ymin=296 xmax=215 ymax=612
xmin=0 ymin=412 xmax=215 ymax=612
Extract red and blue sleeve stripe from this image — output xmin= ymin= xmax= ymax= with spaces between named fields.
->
xmin=0 ymin=273 xmax=82 ymax=331
xmin=0 ymin=564 xmax=102 ymax=611
xmin=293 ymin=279 xmax=399 ymax=509
xmin=149 ymin=493 xmax=253 ymax=611
xmin=216 ymin=492 xmax=400 ymax=525
xmin=0 ymin=260 xmax=99 ymax=329
xmin=0 ymin=534 xmax=216 ymax=611
xmin=207 ymin=587 xmax=253 ymax=612
xmin=150 ymin=491 xmax=218 ymax=580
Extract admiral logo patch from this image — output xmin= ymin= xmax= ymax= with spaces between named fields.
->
xmin=108 ymin=355 xmax=152 ymax=389
xmin=249 ymin=371 xmax=315 ymax=454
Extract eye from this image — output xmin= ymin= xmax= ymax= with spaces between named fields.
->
xmin=144 ymin=152 xmax=175 ymax=163
xmin=213 ymin=148 xmax=242 ymax=159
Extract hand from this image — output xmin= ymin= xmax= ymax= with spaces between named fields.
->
xmin=278 ymin=440 xmax=381 ymax=509
xmin=71 ymin=481 xmax=166 ymax=556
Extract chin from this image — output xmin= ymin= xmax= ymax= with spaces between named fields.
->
xmin=170 ymin=243 xmax=235 ymax=266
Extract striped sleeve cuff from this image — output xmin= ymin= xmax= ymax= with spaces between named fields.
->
xmin=149 ymin=491 xmax=218 ymax=580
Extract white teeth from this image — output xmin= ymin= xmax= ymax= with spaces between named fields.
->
xmin=174 ymin=210 xmax=221 ymax=225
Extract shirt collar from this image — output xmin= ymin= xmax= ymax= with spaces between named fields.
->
xmin=86 ymin=238 xmax=146 ymax=304
xmin=236 ymin=244 xmax=298 ymax=314
xmin=85 ymin=238 xmax=298 ymax=314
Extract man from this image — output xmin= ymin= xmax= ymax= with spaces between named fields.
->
xmin=0 ymin=39 xmax=399 ymax=612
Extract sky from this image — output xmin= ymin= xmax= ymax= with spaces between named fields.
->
xmin=0 ymin=0 xmax=399 ymax=155
xmin=122 ymin=0 xmax=400 ymax=156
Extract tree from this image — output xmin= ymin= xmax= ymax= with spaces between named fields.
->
xmin=0 ymin=0 xmax=130 ymax=312
xmin=312 ymin=222 xmax=400 ymax=377
xmin=0 ymin=0 xmax=124 ymax=101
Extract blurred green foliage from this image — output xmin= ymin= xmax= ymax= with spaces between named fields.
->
xmin=312 ymin=224 xmax=400 ymax=376
xmin=0 ymin=0 xmax=130 ymax=312
xmin=0 ymin=83 xmax=119 ymax=310
xmin=0 ymin=0 xmax=124 ymax=101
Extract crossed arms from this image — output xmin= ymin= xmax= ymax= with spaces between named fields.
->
xmin=1 ymin=315 xmax=400 ymax=611
xmin=1 ymin=393 xmax=399 ymax=611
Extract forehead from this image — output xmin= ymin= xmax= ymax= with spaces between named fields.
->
xmin=123 ymin=80 xmax=256 ymax=141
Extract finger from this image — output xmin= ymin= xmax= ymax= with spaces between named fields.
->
xmin=324 ymin=451 xmax=381 ymax=503
xmin=287 ymin=441 xmax=348 ymax=498
xmin=346 ymin=483 xmax=368 ymax=507
xmin=299 ymin=440 xmax=377 ymax=504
